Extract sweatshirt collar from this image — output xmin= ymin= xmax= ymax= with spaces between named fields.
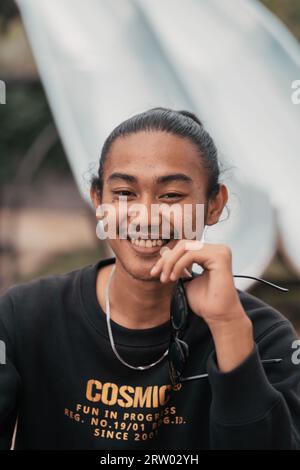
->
xmin=79 ymin=256 xmax=174 ymax=348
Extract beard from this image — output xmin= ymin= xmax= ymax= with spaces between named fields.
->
xmin=109 ymin=239 xmax=162 ymax=282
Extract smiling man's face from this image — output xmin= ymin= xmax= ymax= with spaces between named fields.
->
xmin=91 ymin=130 xmax=210 ymax=281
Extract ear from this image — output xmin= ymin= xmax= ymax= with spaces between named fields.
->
xmin=205 ymin=184 xmax=228 ymax=226
xmin=90 ymin=186 xmax=101 ymax=211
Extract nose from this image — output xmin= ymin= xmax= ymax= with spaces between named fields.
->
xmin=135 ymin=194 xmax=158 ymax=238
xmin=126 ymin=194 xmax=161 ymax=239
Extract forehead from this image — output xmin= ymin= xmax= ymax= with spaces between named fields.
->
xmin=104 ymin=131 xmax=204 ymax=180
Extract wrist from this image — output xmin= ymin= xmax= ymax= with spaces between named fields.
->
xmin=207 ymin=309 xmax=253 ymax=338
xmin=208 ymin=312 xmax=254 ymax=373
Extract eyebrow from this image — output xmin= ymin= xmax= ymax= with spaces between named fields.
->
xmin=156 ymin=173 xmax=193 ymax=184
xmin=107 ymin=172 xmax=137 ymax=184
xmin=107 ymin=172 xmax=193 ymax=185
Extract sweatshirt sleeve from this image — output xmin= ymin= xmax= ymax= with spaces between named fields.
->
xmin=0 ymin=290 xmax=21 ymax=450
xmin=207 ymin=319 xmax=300 ymax=450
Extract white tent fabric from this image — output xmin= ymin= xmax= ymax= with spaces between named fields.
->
xmin=16 ymin=0 xmax=300 ymax=287
xmin=135 ymin=0 xmax=300 ymax=274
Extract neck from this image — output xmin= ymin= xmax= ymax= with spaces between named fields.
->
xmin=108 ymin=259 xmax=174 ymax=330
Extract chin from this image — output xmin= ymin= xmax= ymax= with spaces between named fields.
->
xmin=122 ymin=260 xmax=158 ymax=281
xmin=109 ymin=240 xmax=160 ymax=280
xmin=109 ymin=237 xmax=180 ymax=280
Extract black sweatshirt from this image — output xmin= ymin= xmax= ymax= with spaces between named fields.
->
xmin=0 ymin=256 xmax=300 ymax=450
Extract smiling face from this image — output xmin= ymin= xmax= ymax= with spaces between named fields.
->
xmin=91 ymin=130 xmax=227 ymax=281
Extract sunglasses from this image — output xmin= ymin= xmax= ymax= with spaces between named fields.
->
xmin=168 ymin=273 xmax=287 ymax=386
xmin=168 ymin=278 xmax=190 ymax=386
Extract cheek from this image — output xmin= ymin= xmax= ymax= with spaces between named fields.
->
xmin=157 ymin=203 xmax=185 ymax=238
xmin=107 ymin=238 xmax=119 ymax=253
xmin=181 ymin=200 xmax=206 ymax=239
xmin=98 ymin=192 xmax=128 ymax=238
xmin=115 ymin=206 xmax=127 ymax=237
xmin=193 ymin=202 xmax=206 ymax=238
xmin=114 ymin=202 xmax=141 ymax=237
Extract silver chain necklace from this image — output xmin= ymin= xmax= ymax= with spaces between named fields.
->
xmin=105 ymin=264 xmax=169 ymax=370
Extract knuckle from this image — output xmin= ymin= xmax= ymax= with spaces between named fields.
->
xmin=174 ymin=261 xmax=182 ymax=273
xmin=218 ymin=244 xmax=232 ymax=260
xmin=177 ymin=239 xmax=186 ymax=249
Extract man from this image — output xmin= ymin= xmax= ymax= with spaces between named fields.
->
xmin=1 ymin=108 xmax=300 ymax=449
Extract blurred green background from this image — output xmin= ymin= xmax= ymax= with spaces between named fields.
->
xmin=0 ymin=0 xmax=299 ymax=331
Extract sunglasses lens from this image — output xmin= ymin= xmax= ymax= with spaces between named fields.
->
xmin=171 ymin=280 xmax=188 ymax=331
xmin=168 ymin=337 xmax=188 ymax=385
xmin=178 ymin=338 xmax=189 ymax=361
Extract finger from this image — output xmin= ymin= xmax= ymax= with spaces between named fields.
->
xmin=158 ymin=250 xmax=193 ymax=280
xmin=169 ymin=251 xmax=196 ymax=281
xmin=150 ymin=240 xmax=208 ymax=280
xmin=149 ymin=246 xmax=172 ymax=276
xmin=170 ymin=243 xmax=231 ymax=280
xmin=181 ymin=262 xmax=194 ymax=279
xmin=160 ymin=240 xmax=191 ymax=282
xmin=166 ymin=242 xmax=210 ymax=282
xmin=159 ymin=240 xmax=202 ymax=282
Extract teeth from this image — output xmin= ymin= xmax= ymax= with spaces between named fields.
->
xmin=129 ymin=238 xmax=168 ymax=248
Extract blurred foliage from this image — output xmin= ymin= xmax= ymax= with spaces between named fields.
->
xmin=0 ymin=3 xmax=71 ymax=188
xmin=261 ymin=0 xmax=300 ymax=41
xmin=16 ymin=247 xmax=104 ymax=283
xmin=251 ymin=253 xmax=300 ymax=330
xmin=0 ymin=0 xmax=18 ymax=31
xmin=0 ymin=83 xmax=70 ymax=187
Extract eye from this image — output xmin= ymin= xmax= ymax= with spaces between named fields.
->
xmin=112 ymin=190 xmax=135 ymax=197
xmin=111 ymin=190 xmax=137 ymax=201
xmin=160 ymin=193 xmax=184 ymax=200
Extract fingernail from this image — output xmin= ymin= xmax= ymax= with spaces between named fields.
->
xmin=160 ymin=246 xmax=170 ymax=256
xmin=160 ymin=272 xmax=166 ymax=282
xmin=170 ymin=272 xmax=176 ymax=281
xmin=150 ymin=265 xmax=159 ymax=275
